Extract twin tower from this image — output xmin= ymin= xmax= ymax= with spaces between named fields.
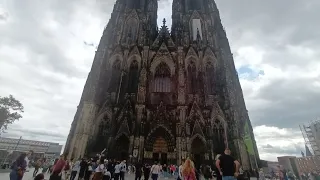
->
xmin=64 ymin=0 xmax=260 ymax=169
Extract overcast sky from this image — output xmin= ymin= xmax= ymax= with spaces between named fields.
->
xmin=1 ymin=0 xmax=319 ymax=161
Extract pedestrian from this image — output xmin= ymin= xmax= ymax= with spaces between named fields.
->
xmin=64 ymin=160 xmax=71 ymax=180
xmin=135 ymin=161 xmax=143 ymax=180
xmin=143 ymin=163 xmax=151 ymax=180
xmin=120 ymin=160 xmax=127 ymax=180
xmin=9 ymin=153 xmax=27 ymax=180
xmin=114 ymin=161 xmax=121 ymax=180
xmin=49 ymin=155 xmax=66 ymax=180
xmin=33 ymin=158 xmax=43 ymax=177
xmin=70 ymin=159 xmax=80 ymax=180
xmin=216 ymin=148 xmax=240 ymax=180
xmin=150 ymin=162 xmax=162 ymax=180
xmin=78 ymin=158 xmax=88 ymax=180
xmin=182 ymin=159 xmax=196 ymax=180
xmin=92 ymin=158 xmax=105 ymax=180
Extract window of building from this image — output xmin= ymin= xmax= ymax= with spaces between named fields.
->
xmin=192 ymin=19 xmax=203 ymax=41
xmin=108 ymin=60 xmax=122 ymax=92
xmin=154 ymin=62 xmax=171 ymax=93
xmin=187 ymin=61 xmax=197 ymax=94
xmin=127 ymin=60 xmax=139 ymax=93
xmin=206 ymin=62 xmax=215 ymax=94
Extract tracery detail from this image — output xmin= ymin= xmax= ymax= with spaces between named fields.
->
xmin=153 ymin=62 xmax=171 ymax=93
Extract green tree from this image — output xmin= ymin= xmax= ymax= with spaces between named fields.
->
xmin=0 ymin=95 xmax=24 ymax=130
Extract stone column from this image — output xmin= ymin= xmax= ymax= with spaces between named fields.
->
xmin=129 ymin=135 xmax=134 ymax=158
xmin=139 ymin=136 xmax=145 ymax=161
xmin=234 ymin=139 xmax=250 ymax=170
xmin=68 ymin=102 xmax=98 ymax=159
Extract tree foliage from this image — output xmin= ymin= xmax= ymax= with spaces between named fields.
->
xmin=0 ymin=95 xmax=24 ymax=130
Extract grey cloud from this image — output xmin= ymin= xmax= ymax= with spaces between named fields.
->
xmin=261 ymin=144 xmax=273 ymax=149
xmin=215 ymin=0 xmax=320 ymax=129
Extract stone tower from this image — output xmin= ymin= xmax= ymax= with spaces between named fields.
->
xmin=64 ymin=0 xmax=260 ymax=169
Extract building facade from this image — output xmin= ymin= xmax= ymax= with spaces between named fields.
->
xmin=296 ymin=156 xmax=320 ymax=174
xmin=300 ymin=120 xmax=320 ymax=155
xmin=64 ymin=0 xmax=259 ymax=169
xmin=0 ymin=137 xmax=62 ymax=164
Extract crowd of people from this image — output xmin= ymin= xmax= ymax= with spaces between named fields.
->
xmin=11 ymin=147 xmax=319 ymax=180
xmin=8 ymin=148 xmax=245 ymax=180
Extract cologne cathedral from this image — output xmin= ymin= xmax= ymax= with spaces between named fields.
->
xmin=64 ymin=0 xmax=260 ymax=169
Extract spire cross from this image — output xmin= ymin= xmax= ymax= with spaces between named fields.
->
xmin=163 ymin=18 xmax=166 ymax=26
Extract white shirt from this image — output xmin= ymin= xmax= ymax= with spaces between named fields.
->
xmin=104 ymin=170 xmax=111 ymax=176
xmin=24 ymin=157 xmax=30 ymax=166
xmin=72 ymin=161 xmax=80 ymax=172
xmin=151 ymin=165 xmax=161 ymax=174
xmin=179 ymin=165 xmax=183 ymax=179
xmin=114 ymin=164 xmax=121 ymax=173
xmin=120 ymin=163 xmax=126 ymax=172
xmin=95 ymin=164 xmax=105 ymax=172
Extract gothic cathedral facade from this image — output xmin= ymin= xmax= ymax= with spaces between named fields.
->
xmin=64 ymin=0 xmax=260 ymax=169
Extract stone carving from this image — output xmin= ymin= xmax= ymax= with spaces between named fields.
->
xmin=64 ymin=0 xmax=259 ymax=170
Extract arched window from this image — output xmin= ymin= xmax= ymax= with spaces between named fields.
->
xmin=206 ymin=62 xmax=215 ymax=94
xmin=187 ymin=61 xmax=197 ymax=94
xmin=98 ymin=115 xmax=110 ymax=137
xmin=213 ymin=119 xmax=225 ymax=153
xmin=108 ymin=60 xmax=122 ymax=92
xmin=154 ymin=62 xmax=171 ymax=93
xmin=123 ymin=18 xmax=139 ymax=44
xmin=127 ymin=60 xmax=139 ymax=93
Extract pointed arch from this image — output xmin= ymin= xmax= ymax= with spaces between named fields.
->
xmin=122 ymin=17 xmax=139 ymax=44
xmin=187 ymin=61 xmax=197 ymax=94
xmin=213 ymin=118 xmax=225 ymax=153
xmin=108 ymin=60 xmax=122 ymax=92
xmin=145 ymin=125 xmax=175 ymax=152
xmin=153 ymin=62 xmax=171 ymax=93
xmin=206 ymin=62 xmax=215 ymax=94
xmin=127 ymin=60 xmax=139 ymax=93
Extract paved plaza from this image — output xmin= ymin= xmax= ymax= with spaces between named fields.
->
xmin=0 ymin=168 xmax=169 ymax=180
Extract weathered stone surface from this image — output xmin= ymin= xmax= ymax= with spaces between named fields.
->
xmin=64 ymin=0 xmax=260 ymax=169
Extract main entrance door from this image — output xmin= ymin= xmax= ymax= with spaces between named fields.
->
xmin=153 ymin=137 xmax=168 ymax=164
xmin=191 ymin=136 xmax=206 ymax=167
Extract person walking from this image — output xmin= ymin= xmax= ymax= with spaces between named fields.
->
xmin=120 ymin=160 xmax=127 ymax=180
xmin=150 ymin=162 xmax=162 ymax=180
xmin=182 ymin=159 xmax=196 ymax=180
xmin=114 ymin=162 xmax=121 ymax=180
xmin=135 ymin=161 xmax=143 ymax=180
xmin=70 ymin=159 xmax=80 ymax=180
xmin=9 ymin=153 xmax=28 ymax=180
xmin=49 ymin=155 xmax=66 ymax=180
xmin=143 ymin=163 xmax=151 ymax=180
xmin=216 ymin=148 xmax=240 ymax=180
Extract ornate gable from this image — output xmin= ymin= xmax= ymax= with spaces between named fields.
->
xmin=187 ymin=101 xmax=205 ymax=124
xmin=185 ymin=47 xmax=200 ymax=71
xmin=126 ymin=9 xmax=139 ymax=21
xmin=151 ymin=19 xmax=176 ymax=49
xmin=203 ymin=47 xmax=217 ymax=67
xmin=191 ymin=120 xmax=205 ymax=137
xmin=115 ymin=118 xmax=130 ymax=139
xmin=127 ymin=46 xmax=142 ymax=70
xmin=150 ymin=42 xmax=176 ymax=76
xmin=210 ymin=101 xmax=227 ymax=126
xmin=190 ymin=10 xmax=202 ymax=20
xmin=117 ymin=99 xmax=134 ymax=122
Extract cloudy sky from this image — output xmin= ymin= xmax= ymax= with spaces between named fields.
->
xmin=1 ymin=0 xmax=319 ymax=161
